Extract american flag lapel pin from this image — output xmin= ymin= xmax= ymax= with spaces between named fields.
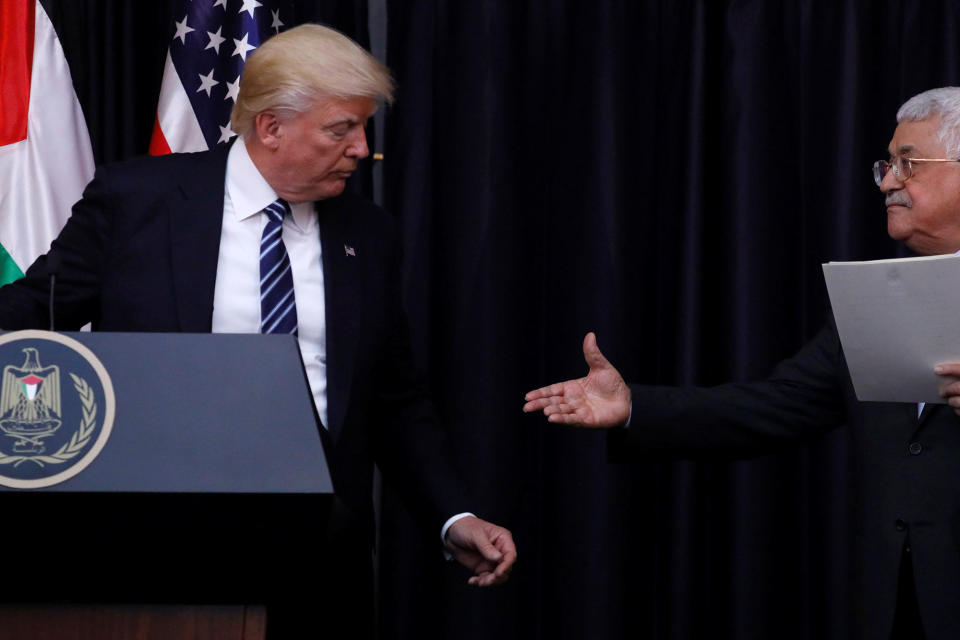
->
xmin=344 ymin=244 xmax=356 ymax=257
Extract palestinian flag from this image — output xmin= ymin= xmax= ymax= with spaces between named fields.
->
xmin=0 ymin=0 xmax=94 ymax=285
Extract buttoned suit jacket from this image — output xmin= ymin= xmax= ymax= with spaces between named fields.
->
xmin=0 ymin=143 xmax=473 ymax=548
xmin=619 ymin=318 xmax=960 ymax=639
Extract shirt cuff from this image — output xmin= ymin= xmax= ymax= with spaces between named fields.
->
xmin=441 ymin=512 xmax=476 ymax=544
xmin=440 ymin=512 xmax=476 ymax=560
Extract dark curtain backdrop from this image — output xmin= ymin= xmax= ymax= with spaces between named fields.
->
xmin=34 ymin=0 xmax=960 ymax=638
xmin=383 ymin=1 xmax=960 ymax=639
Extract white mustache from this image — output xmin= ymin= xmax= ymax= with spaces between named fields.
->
xmin=885 ymin=192 xmax=912 ymax=208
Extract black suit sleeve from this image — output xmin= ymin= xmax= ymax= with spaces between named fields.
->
xmin=615 ymin=321 xmax=848 ymax=458
xmin=0 ymin=167 xmax=116 ymax=330
xmin=362 ymin=212 xmax=474 ymax=533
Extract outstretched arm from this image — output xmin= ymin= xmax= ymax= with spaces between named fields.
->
xmin=523 ymin=332 xmax=631 ymax=428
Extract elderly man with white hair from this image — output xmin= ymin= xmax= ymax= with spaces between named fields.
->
xmin=0 ymin=23 xmax=515 ymax=639
xmin=525 ymin=87 xmax=960 ymax=640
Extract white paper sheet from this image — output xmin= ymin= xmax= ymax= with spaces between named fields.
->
xmin=822 ymin=254 xmax=960 ymax=403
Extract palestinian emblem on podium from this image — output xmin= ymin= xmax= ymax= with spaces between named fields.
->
xmin=1 ymin=348 xmax=63 ymax=454
xmin=0 ymin=331 xmax=115 ymax=489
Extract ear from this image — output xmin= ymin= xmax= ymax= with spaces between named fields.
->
xmin=253 ymin=111 xmax=283 ymax=150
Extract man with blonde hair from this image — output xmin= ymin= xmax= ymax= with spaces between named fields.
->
xmin=0 ymin=23 xmax=515 ymax=638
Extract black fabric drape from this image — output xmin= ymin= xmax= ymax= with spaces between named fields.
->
xmin=384 ymin=1 xmax=960 ymax=639
xmin=39 ymin=0 xmax=173 ymax=164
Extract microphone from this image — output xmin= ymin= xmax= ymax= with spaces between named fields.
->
xmin=46 ymin=250 xmax=61 ymax=331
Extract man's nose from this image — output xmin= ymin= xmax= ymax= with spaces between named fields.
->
xmin=879 ymin=166 xmax=902 ymax=192
xmin=347 ymin=127 xmax=369 ymax=158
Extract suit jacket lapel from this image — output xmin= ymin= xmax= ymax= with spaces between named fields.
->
xmin=168 ymin=145 xmax=231 ymax=332
xmin=318 ymin=198 xmax=361 ymax=439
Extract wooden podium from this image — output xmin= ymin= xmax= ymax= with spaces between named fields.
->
xmin=0 ymin=604 xmax=266 ymax=640
xmin=0 ymin=332 xmax=333 ymax=639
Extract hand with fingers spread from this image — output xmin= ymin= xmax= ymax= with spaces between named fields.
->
xmin=523 ymin=332 xmax=631 ymax=428
xmin=935 ymin=362 xmax=960 ymax=415
xmin=445 ymin=516 xmax=517 ymax=587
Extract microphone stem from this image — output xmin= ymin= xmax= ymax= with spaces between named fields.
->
xmin=48 ymin=273 xmax=55 ymax=331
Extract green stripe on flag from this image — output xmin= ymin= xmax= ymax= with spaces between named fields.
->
xmin=0 ymin=244 xmax=25 ymax=286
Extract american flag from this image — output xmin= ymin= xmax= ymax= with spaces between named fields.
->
xmin=149 ymin=0 xmax=291 ymax=155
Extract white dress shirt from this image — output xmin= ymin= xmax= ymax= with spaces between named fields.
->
xmin=211 ymin=139 xmax=471 ymax=543
xmin=212 ymin=138 xmax=329 ymax=428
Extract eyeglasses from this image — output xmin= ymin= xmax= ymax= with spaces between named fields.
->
xmin=873 ymin=155 xmax=960 ymax=186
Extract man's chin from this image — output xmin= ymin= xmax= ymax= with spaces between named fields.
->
xmin=313 ymin=179 xmax=348 ymax=201
xmin=894 ymin=232 xmax=942 ymax=256
xmin=886 ymin=213 xmax=910 ymax=241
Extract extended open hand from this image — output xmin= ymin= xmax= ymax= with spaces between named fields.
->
xmin=523 ymin=332 xmax=631 ymax=428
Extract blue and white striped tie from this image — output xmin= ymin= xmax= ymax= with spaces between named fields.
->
xmin=259 ymin=198 xmax=298 ymax=335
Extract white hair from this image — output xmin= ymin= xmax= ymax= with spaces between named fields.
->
xmin=897 ymin=87 xmax=960 ymax=158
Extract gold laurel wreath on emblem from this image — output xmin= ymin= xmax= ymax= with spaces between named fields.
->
xmin=0 ymin=373 xmax=96 ymax=468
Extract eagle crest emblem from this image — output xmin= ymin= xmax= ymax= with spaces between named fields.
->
xmin=0 ymin=348 xmax=62 ymax=454
xmin=0 ymin=331 xmax=115 ymax=488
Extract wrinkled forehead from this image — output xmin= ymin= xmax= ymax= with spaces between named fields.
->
xmin=888 ymin=116 xmax=944 ymax=156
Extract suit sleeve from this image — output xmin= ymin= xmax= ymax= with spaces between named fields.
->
xmin=0 ymin=168 xmax=115 ymax=330
xmin=366 ymin=215 xmax=474 ymax=533
xmin=615 ymin=320 xmax=848 ymax=458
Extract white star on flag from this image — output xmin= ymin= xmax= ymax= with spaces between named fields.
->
xmin=271 ymin=9 xmax=284 ymax=33
xmin=218 ymin=122 xmax=236 ymax=144
xmin=197 ymin=69 xmax=219 ymax=96
xmin=205 ymin=27 xmax=226 ymax=53
xmin=213 ymin=0 xmax=228 ymax=8
xmin=232 ymin=32 xmax=256 ymax=61
xmin=239 ymin=0 xmax=263 ymax=18
xmin=225 ymin=76 xmax=241 ymax=102
xmin=173 ymin=15 xmax=194 ymax=44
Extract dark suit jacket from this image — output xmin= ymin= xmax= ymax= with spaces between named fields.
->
xmin=619 ymin=319 xmax=960 ymax=639
xmin=0 ymin=143 xmax=473 ymax=549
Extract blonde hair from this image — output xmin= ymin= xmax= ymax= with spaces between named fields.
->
xmin=230 ymin=23 xmax=394 ymax=137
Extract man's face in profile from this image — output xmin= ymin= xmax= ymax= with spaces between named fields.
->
xmin=272 ymin=95 xmax=377 ymax=203
xmin=881 ymin=116 xmax=960 ymax=255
